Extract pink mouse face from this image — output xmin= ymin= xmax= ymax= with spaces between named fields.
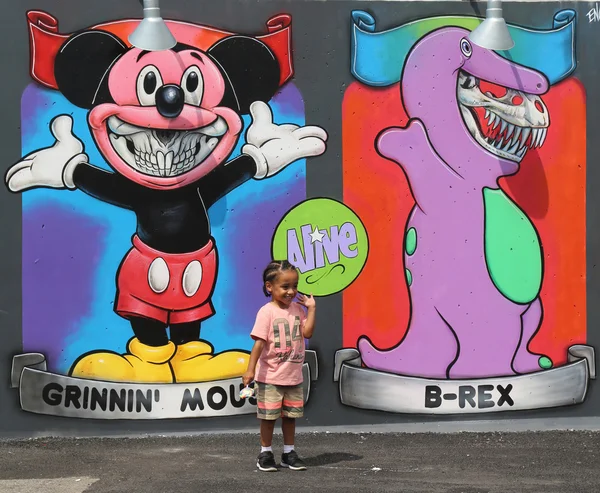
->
xmin=87 ymin=47 xmax=243 ymax=190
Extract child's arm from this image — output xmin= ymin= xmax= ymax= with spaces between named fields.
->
xmin=243 ymin=338 xmax=265 ymax=386
xmin=298 ymin=294 xmax=316 ymax=339
xmin=244 ymin=306 xmax=270 ymax=385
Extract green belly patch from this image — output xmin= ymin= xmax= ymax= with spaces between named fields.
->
xmin=405 ymin=228 xmax=417 ymax=256
xmin=483 ymin=187 xmax=542 ymax=304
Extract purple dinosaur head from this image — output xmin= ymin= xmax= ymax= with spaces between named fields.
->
xmin=401 ymin=27 xmax=550 ymax=181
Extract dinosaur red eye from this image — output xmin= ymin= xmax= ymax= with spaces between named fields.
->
xmin=535 ymin=100 xmax=545 ymax=113
xmin=479 ymin=80 xmax=507 ymax=99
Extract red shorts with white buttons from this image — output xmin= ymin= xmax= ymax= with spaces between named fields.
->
xmin=115 ymin=235 xmax=217 ymax=325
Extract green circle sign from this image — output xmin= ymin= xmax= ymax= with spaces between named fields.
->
xmin=272 ymin=198 xmax=368 ymax=296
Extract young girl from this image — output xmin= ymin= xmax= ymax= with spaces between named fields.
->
xmin=243 ymin=260 xmax=316 ymax=472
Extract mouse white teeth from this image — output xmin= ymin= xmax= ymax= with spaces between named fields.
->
xmin=107 ymin=116 xmax=229 ymax=177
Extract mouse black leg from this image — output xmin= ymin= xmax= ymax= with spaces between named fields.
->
xmin=170 ymin=320 xmax=201 ymax=345
xmin=129 ymin=316 xmax=169 ymax=346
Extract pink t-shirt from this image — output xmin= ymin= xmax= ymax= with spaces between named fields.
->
xmin=251 ymin=301 xmax=306 ymax=386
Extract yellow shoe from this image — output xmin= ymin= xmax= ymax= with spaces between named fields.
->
xmin=69 ymin=338 xmax=176 ymax=383
xmin=69 ymin=351 xmax=136 ymax=382
xmin=170 ymin=340 xmax=250 ymax=383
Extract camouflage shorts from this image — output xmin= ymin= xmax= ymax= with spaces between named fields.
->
xmin=255 ymin=382 xmax=304 ymax=420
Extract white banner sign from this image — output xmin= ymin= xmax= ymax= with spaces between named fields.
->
xmin=334 ymin=346 xmax=595 ymax=414
xmin=10 ymin=351 xmax=318 ymax=420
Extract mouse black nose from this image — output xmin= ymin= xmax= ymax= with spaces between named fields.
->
xmin=156 ymin=84 xmax=184 ymax=118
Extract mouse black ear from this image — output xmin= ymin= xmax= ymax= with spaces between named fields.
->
xmin=54 ymin=30 xmax=127 ymax=109
xmin=207 ymin=35 xmax=280 ymax=115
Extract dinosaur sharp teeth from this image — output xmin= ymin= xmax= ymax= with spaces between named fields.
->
xmin=530 ymin=129 xmax=539 ymax=149
xmin=500 ymin=119 xmax=507 ymax=136
xmin=534 ymin=128 xmax=545 ymax=148
xmin=485 ymin=109 xmax=490 ymax=120
xmin=505 ymin=123 xmax=515 ymax=140
xmin=511 ymin=127 xmax=522 ymax=146
xmin=521 ymin=128 xmax=531 ymax=147
xmin=508 ymin=140 xmax=521 ymax=155
xmin=539 ymin=128 xmax=548 ymax=147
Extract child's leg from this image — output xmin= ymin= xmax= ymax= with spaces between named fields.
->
xmin=260 ymin=419 xmax=277 ymax=447
xmin=281 ymin=417 xmax=295 ymax=448
xmin=257 ymin=418 xmax=278 ymax=472
xmin=255 ymin=383 xmax=282 ymax=472
xmin=280 ymin=384 xmax=306 ymax=470
xmin=256 ymin=383 xmax=282 ymax=450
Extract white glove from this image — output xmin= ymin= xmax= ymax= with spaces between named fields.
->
xmin=241 ymin=101 xmax=327 ymax=179
xmin=6 ymin=115 xmax=88 ymax=192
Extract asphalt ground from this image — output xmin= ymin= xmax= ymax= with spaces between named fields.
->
xmin=0 ymin=430 xmax=599 ymax=492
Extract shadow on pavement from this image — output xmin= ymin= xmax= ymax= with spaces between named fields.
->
xmin=303 ymin=452 xmax=363 ymax=467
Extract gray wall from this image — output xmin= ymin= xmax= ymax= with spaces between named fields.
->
xmin=0 ymin=0 xmax=597 ymax=438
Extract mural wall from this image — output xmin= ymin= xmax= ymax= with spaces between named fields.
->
xmin=7 ymin=10 xmax=325 ymax=419
xmin=338 ymin=9 xmax=594 ymax=414
xmin=0 ymin=1 xmax=597 ymax=436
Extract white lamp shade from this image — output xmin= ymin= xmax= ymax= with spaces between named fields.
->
xmin=128 ymin=0 xmax=176 ymax=51
xmin=468 ymin=0 xmax=515 ymax=51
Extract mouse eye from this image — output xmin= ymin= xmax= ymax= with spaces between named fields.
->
xmin=136 ymin=65 xmax=163 ymax=106
xmin=181 ymin=66 xmax=204 ymax=106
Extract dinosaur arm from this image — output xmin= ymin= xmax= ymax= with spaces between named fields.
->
xmin=376 ymin=119 xmax=458 ymax=210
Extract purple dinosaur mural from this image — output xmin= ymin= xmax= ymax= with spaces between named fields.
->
xmin=357 ymin=28 xmax=553 ymax=379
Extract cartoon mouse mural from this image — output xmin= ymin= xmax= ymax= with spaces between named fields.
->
xmin=358 ymin=28 xmax=553 ymax=379
xmin=6 ymin=29 xmax=327 ymax=384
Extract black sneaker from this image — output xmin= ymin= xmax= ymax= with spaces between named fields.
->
xmin=281 ymin=450 xmax=307 ymax=471
xmin=256 ymin=451 xmax=278 ymax=472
